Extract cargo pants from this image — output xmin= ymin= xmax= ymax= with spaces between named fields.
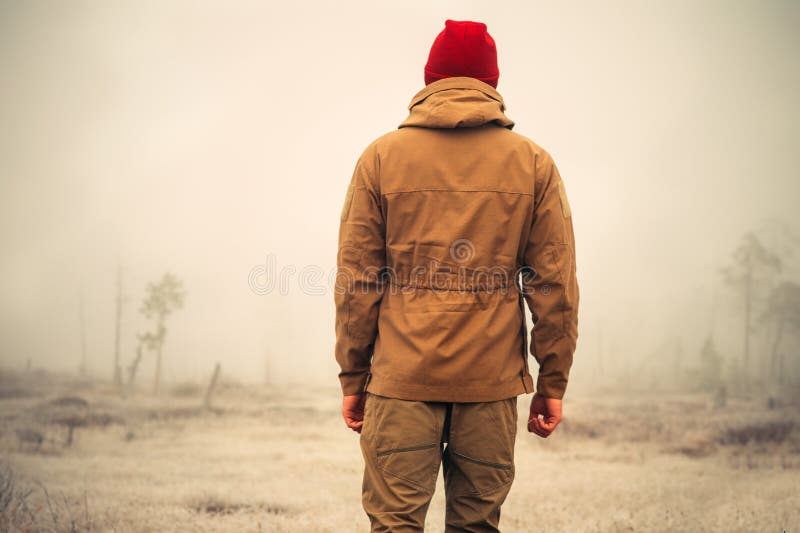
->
xmin=359 ymin=391 xmax=518 ymax=532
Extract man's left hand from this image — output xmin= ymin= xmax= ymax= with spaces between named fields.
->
xmin=342 ymin=393 xmax=367 ymax=433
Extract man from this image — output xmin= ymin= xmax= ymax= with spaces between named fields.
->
xmin=334 ymin=19 xmax=579 ymax=532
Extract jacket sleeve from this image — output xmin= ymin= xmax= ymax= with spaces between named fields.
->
xmin=334 ymin=143 xmax=386 ymax=396
xmin=521 ymin=151 xmax=579 ymax=399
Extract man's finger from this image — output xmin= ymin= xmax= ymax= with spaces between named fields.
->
xmin=345 ymin=417 xmax=363 ymax=431
xmin=539 ymin=417 xmax=560 ymax=432
xmin=533 ymin=416 xmax=553 ymax=437
xmin=527 ymin=417 xmax=549 ymax=438
xmin=531 ymin=426 xmax=549 ymax=438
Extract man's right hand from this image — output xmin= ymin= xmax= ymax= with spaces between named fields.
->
xmin=527 ymin=392 xmax=563 ymax=438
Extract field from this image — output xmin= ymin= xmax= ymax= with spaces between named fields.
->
xmin=1 ymin=370 xmax=798 ymax=532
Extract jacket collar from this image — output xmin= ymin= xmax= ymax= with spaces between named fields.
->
xmin=399 ymin=76 xmax=515 ymax=130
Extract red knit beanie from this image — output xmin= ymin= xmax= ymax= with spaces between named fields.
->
xmin=424 ymin=19 xmax=499 ymax=88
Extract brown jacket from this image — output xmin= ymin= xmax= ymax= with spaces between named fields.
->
xmin=335 ymin=76 xmax=579 ymax=402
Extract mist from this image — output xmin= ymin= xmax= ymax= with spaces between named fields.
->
xmin=1 ymin=0 xmax=798 ymax=391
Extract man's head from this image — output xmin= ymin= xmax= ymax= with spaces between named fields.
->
xmin=424 ymin=19 xmax=499 ymax=88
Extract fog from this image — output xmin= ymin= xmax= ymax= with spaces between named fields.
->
xmin=1 ymin=0 xmax=798 ymax=389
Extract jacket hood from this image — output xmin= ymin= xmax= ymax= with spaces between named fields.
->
xmin=398 ymin=76 xmax=515 ymax=130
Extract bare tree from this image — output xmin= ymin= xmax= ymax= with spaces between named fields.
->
xmin=139 ymin=273 xmax=186 ymax=395
xmin=204 ymin=363 xmax=221 ymax=410
xmin=78 ymin=288 xmax=88 ymax=377
xmin=760 ymin=281 xmax=800 ymax=385
xmin=698 ymin=336 xmax=723 ymax=392
xmin=113 ymin=264 xmax=126 ymax=391
xmin=127 ymin=331 xmax=159 ymax=395
xmin=721 ymin=233 xmax=781 ymax=377
xmin=755 ymin=217 xmax=800 ymax=269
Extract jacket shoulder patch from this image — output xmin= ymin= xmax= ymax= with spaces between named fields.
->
xmin=557 ymin=180 xmax=571 ymax=218
xmin=341 ymin=182 xmax=356 ymax=221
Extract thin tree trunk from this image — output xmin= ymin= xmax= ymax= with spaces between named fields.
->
xmin=743 ymin=251 xmax=752 ymax=377
xmin=154 ymin=320 xmax=165 ymax=395
xmin=596 ymin=322 xmax=603 ymax=377
xmin=769 ymin=315 xmax=784 ymax=382
xmin=79 ymin=289 xmax=87 ymax=376
xmin=204 ymin=363 xmax=221 ymax=409
xmin=127 ymin=342 xmax=144 ymax=396
xmin=154 ymin=344 xmax=163 ymax=395
xmin=113 ymin=264 xmax=124 ymax=390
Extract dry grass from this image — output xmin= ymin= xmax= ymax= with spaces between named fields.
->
xmin=718 ymin=419 xmax=795 ymax=445
xmin=0 ymin=462 xmax=93 ymax=532
xmin=0 ymin=369 xmax=798 ymax=532
xmin=188 ymin=492 xmax=290 ymax=517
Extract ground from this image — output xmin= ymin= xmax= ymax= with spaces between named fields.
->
xmin=0 ymin=371 xmax=798 ymax=532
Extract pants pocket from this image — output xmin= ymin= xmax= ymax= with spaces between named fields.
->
xmin=446 ymin=449 xmax=514 ymax=496
xmin=444 ymin=397 xmax=518 ymax=497
xmin=365 ymin=394 xmax=442 ymax=493
xmin=376 ymin=442 xmax=440 ymax=491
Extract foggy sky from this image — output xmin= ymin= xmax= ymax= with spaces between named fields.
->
xmin=1 ymin=0 xmax=798 ymax=388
